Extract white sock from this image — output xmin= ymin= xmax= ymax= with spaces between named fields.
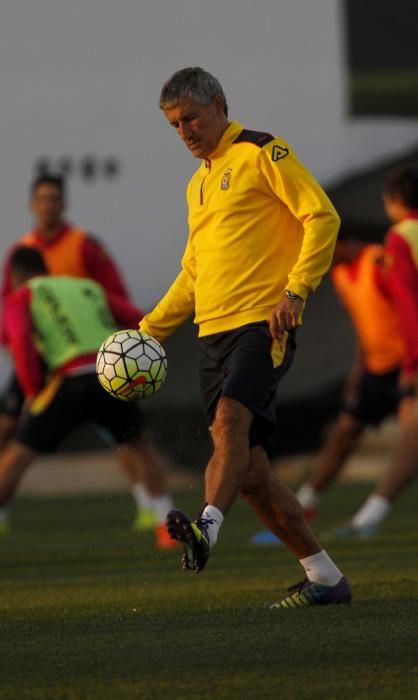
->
xmin=131 ymin=483 xmax=153 ymax=512
xmin=351 ymin=494 xmax=391 ymax=530
xmin=300 ymin=549 xmax=343 ymax=586
xmin=296 ymin=483 xmax=318 ymax=509
xmin=200 ymin=505 xmax=224 ymax=547
xmin=149 ymin=494 xmax=174 ymax=524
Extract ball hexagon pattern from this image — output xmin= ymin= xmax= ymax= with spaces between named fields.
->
xmin=96 ymin=329 xmax=168 ymax=401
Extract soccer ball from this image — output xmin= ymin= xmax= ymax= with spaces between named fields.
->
xmin=96 ymin=329 xmax=167 ymax=401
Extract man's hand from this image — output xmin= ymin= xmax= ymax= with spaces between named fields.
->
xmin=269 ymin=294 xmax=303 ymax=342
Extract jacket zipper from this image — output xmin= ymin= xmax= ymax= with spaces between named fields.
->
xmin=200 ymin=159 xmax=211 ymax=205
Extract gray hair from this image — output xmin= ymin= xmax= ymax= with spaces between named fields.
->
xmin=159 ymin=67 xmax=228 ymax=116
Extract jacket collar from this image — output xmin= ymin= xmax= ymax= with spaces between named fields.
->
xmin=206 ymin=121 xmax=244 ymax=161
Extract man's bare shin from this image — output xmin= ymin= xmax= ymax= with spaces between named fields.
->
xmin=242 ymin=446 xmax=321 ymax=559
xmin=204 ymin=398 xmax=253 ymax=513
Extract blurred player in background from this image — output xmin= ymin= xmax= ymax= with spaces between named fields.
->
xmin=0 ymin=174 xmax=170 ymax=536
xmin=0 ymin=173 xmax=130 ymax=444
xmin=297 ymin=238 xmax=408 ymax=528
xmin=335 ymin=166 xmax=418 ymax=537
xmin=0 ymin=246 xmax=176 ymax=549
xmin=251 ymin=236 xmax=407 ymax=545
xmin=140 ymin=67 xmax=351 ymax=608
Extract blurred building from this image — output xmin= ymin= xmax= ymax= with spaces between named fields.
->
xmin=0 ymin=0 xmax=416 ymax=460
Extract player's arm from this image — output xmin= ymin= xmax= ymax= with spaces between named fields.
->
xmin=2 ymin=288 xmax=45 ymax=398
xmin=140 ymin=238 xmax=196 ymax=343
xmin=259 ymin=142 xmax=340 ymax=338
xmin=1 ymin=248 xmax=15 ymax=300
xmin=259 ymin=141 xmax=340 ymax=300
xmin=0 ymin=245 xmax=22 ymax=346
xmin=81 ymin=235 xmax=132 ymax=299
xmin=383 ymin=231 xmax=418 ymax=378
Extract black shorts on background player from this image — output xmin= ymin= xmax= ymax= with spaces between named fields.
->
xmin=198 ymin=322 xmax=296 ymax=456
xmin=17 ymin=372 xmax=143 ymax=452
xmin=343 ymin=368 xmax=402 ymax=427
xmin=0 ymin=373 xmax=25 ymax=418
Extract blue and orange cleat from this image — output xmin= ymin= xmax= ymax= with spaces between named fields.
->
xmin=166 ymin=509 xmax=210 ymax=573
xmin=269 ymin=576 xmax=352 ymax=609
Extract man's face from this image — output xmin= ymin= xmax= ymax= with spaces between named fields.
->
xmin=30 ymin=184 xmax=65 ymax=230
xmin=383 ymin=192 xmax=409 ymax=224
xmin=164 ymin=95 xmax=228 ymax=159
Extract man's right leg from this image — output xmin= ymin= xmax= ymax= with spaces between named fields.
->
xmin=242 ymin=446 xmax=323 ymax=558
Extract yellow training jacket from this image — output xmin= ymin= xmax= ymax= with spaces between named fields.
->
xmin=141 ymin=120 xmax=340 ymax=340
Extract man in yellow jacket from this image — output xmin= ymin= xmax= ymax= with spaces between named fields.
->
xmin=140 ymin=67 xmax=351 ymax=608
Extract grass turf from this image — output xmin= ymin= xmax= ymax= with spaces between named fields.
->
xmin=0 ymin=482 xmax=417 ymax=700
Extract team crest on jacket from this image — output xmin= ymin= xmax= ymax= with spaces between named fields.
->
xmin=271 ymin=145 xmax=289 ymax=161
xmin=221 ymin=168 xmax=232 ymax=190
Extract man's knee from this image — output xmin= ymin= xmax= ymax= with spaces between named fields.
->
xmin=211 ymin=398 xmax=252 ymax=445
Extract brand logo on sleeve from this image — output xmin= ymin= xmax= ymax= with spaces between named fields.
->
xmin=271 ymin=145 xmax=289 ymax=162
xmin=220 ymin=168 xmax=232 ymax=190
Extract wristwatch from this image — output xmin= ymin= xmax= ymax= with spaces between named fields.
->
xmin=285 ymin=289 xmax=301 ymax=301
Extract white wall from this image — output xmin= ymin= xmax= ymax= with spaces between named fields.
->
xmin=0 ymin=0 xmax=416 ymax=379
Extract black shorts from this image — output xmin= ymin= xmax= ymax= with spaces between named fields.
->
xmin=198 ymin=322 xmax=296 ymax=457
xmin=0 ymin=373 xmax=25 ymax=418
xmin=16 ymin=372 xmax=143 ymax=453
xmin=343 ymin=368 xmax=402 ymax=426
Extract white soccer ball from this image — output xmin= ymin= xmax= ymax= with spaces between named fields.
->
xmin=96 ymin=329 xmax=167 ymax=401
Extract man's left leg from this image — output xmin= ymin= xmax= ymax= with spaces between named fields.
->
xmin=241 ymin=445 xmax=351 ymax=607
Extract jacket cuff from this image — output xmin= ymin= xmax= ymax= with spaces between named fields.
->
xmin=285 ymin=279 xmax=309 ymax=301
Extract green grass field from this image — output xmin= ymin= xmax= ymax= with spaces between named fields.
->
xmin=1 ymin=482 xmax=417 ymax=700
